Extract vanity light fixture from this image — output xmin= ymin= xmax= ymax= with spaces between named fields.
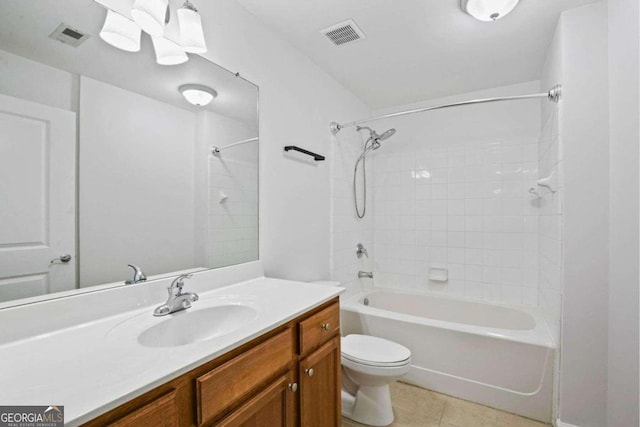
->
xmin=131 ymin=0 xmax=168 ymax=37
xmin=177 ymin=1 xmax=207 ymax=53
xmin=100 ymin=0 xmax=207 ymax=66
xmin=460 ymin=0 xmax=520 ymax=22
xmin=179 ymin=84 xmax=217 ymax=106
xmin=99 ymin=10 xmax=141 ymax=52
xmin=152 ymin=36 xmax=189 ymax=65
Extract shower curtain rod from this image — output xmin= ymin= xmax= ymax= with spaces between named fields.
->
xmin=211 ymin=137 xmax=258 ymax=156
xmin=330 ymin=84 xmax=562 ymax=135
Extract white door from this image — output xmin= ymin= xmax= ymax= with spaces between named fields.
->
xmin=0 ymin=94 xmax=76 ymax=303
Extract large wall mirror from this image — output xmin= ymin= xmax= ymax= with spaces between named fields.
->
xmin=0 ymin=0 xmax=259 ymax=306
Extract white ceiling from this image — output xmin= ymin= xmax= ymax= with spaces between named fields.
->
xmin=236 ymin=0 xmax=598 ymax=109
xmin=0 ymin=0 xmax=258 ymax=127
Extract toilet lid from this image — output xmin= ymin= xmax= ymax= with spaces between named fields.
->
xmin=341 ymin=334 xmax=411 ymax=367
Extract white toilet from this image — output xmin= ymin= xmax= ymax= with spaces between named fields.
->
xmin=310 ymin=281 xmax=412 ymax=426
xmin=341 ymin=334 xmax=411 ymax=426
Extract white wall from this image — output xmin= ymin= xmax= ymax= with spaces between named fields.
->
xmin=607 ymin=0 xmax=640 ymax=425
xmin=364 ymin=82 xmax=541 ymax=307
xmin=0 ymin=49 xmax=77 ymax=112
xmin=549 ymin=3 xmax=610 ymax=426
xmin=79 ymin=76 xmax=197 ymax=286
xmin=192 ymin=0 xmax=370 ymax=281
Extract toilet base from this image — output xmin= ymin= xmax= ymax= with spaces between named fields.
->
xmin=341 ymin=384 xmax=394 ymax=426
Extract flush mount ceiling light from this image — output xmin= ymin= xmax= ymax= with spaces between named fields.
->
xmin=99 ymin=10 xmax=141 ymax=52
xmin=460 ymin=0 xmax=520 ymax=22
xmin=179 ymin=84 xmax=218 ymax=106
xmin=99 ymin=0 xmax=207 ymax=66
xmin=177 ymin=1 xmax=207 ymax=53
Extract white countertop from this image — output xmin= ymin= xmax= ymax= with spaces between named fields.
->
xmin=0 ymin=277 xmax=342 ymax=426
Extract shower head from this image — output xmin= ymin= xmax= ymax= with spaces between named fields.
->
xmin=378 ymin=128 xmax=396 ymax=141
xmin=356 ymin=126 xmax=397 ymax=145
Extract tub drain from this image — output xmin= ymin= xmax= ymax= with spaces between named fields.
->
xmin=363 ymin=297 xmax=369 ymax=306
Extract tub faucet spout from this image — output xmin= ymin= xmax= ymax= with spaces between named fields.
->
xmin=358 ymin=271 xmax=373 ymax=279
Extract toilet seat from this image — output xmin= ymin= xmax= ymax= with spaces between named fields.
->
xmin=341 ymin=334 xmax=411 ymax=367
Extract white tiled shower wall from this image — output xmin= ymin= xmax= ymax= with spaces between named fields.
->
xmin=371 ymin=139 xmax=540 ymax=306
xmin=367 ymin=82 xmax=543 ymax=307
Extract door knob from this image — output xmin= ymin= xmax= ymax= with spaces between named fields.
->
xmin=305 ymin=368 xmax=314 ymax=377
xmin=321 ymin=323 xmax=330 ymax=331
xmin=50 ymin=254 xmax=72 ymax=264
xmin=288 ymin=383 xmax=298 ymax=392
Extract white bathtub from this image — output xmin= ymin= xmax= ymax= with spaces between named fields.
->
xmin=340 ymin=289 xmax=555 ymax=423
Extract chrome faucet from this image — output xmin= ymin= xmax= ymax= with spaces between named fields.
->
xmin=356 ymin=243 xmax=369 ymax=259
xmin=125 ymin=264 xmax=147 ymax=284
xmin=358 ymin=271 xmax=373 ymax=279
xmin=153 ymin=273 xmax=199 ymax=316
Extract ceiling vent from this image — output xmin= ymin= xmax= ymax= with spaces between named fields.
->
xmin=49 ymin=23 xmax=90 ymax=47
xmin=320 ymin=19 xmax=366 ymax=46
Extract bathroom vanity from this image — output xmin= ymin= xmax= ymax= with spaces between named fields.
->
xmin=82 ymin=298 xmax=341 ymax=427
xmin=0 ymin=263 xmax=343 ymax=427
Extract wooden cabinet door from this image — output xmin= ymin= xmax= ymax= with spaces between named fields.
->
xmin=216 ymin=371 xmax=296 ymax=427
xmin=197 ymin=329 xmax=293 ymax=425
xmin=299 ymin=336 xmax=341 ymax=427
xmin=107 ymin=389 xmax=178 ymax=427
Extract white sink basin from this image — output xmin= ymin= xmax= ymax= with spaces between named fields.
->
xmin=137 ymin=305 xmax=258 ymax=348
xmin=106 ymin=297 xmax=261 ymax=348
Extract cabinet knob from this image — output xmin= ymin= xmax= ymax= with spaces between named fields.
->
xmin=305 ymin=368 xmax=314 ymax=377
xmin=288 ymin=382 xmax=298 ymax=392
xmin=321 ymin=323 xmax=330 ymax=331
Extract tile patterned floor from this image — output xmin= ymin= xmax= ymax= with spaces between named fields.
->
xmin=341 ymin=382 xmax=551 ymax=427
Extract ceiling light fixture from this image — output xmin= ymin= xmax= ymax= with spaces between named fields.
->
xmin=131 ymin=0 xmax=168 ymax=36
xmin=460 ymin=0 xmax=520 ymax=22
xmin=179 ymin=84 xmax=217 ymax=106
xmin=99 ymin=1 xmax=208 ymax=66
xmin=152 ymin=36 xmax=189 ymax=65
xmin=177 ymin=1 xmax=207 ymax=53
xmin=99 ymin=10 xmax=141 ymax=52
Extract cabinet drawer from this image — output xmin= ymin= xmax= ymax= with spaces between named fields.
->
xmin=298 ymin=302 xmax=340 ymax=356
xmin=108 ymin=389 xmax=178 ymax=427
xmin=196 ymin=328 xmax=293 ymax=425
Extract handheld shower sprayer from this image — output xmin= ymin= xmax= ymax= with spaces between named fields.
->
xmin=353 ymin=126 xmax=397 ymax=218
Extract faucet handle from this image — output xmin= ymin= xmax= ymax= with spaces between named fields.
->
xmin=125 ymin=264 xmax=147 ymax=285
xmin=169 ymin=273 xmax=194 ymax=294
xmin=356 ymin=243 xmax=369 ymax=259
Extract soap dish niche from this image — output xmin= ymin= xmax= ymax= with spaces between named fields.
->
xmin=428 ymin=268 xmax=448 ymax=282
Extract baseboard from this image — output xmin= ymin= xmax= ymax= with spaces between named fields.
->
xmin=555 ymin=420 xmax=582 ymax=427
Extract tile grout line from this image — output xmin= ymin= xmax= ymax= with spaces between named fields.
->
xmin=438 ymin=399 xmax=447 ymax=426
